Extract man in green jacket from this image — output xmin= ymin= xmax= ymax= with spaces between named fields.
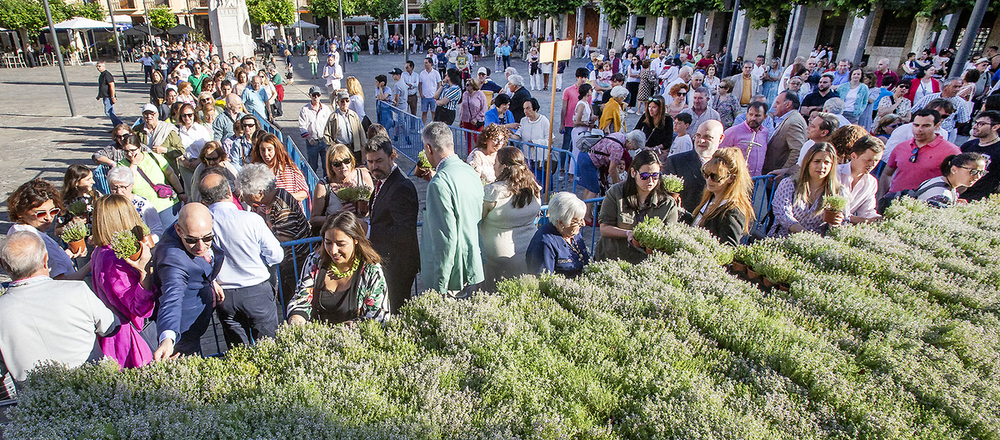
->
xmin=419 ymin=122 xmax=485 ymax=297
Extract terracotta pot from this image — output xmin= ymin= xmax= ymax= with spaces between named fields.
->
xmin=141 ymin=234 xmax=155 ymax=249
xmin=732 ymin=262 xmax=747 ymax=273
xmin=761 ymin=276 xmax=774 ymax=287
xmin=777 ymin=284 xmax=790 ymax=292
xmin=357 ymin=200 xmax=370 ymax=216
xmin=822 ymin=208 xmax=840 ymax=225
xmin=415 ymin=167 xmax=431 ymax=179
xmin=129 ymin=249 xmax=142 ymax=261
xmin=67 ymin=239 xmax=86 ymax=254
xmin=746 ymin=268 xmax=760 ymax=280
xmin=670 ymin=192 xmax=682 ymax=206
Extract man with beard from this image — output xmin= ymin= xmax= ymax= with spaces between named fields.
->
xmin=800 ymin=73 xmax=836 ymax=117
xmin=719 ymin=101 xmax=770 ymax=176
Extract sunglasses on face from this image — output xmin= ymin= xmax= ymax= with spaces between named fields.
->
xmin=887 ymin=123 xmax=901 ymax=128
xmin=200 ymin=98 xmax=213 ymax=102
xmin=958 ymin=166 xmax=988 ymax=177
xmin=637 ymin=172 xmax=661 ymax=180
xmin=702 ymin=170 xmax=728 ymax=182
xmin=181 ymin=113 xmax=195 ymax=118
xmin=204 ymin=155 xmax=221 ymax=162
xmin=243 ymin=123 xmax=256 ymax=128
xmin=182 ymin=233 xmax=214 ymax=245
xmin=115 ymin=133 xmax=130 ymax=139
xmin=31 ymin=207 xmax=61 ymax=220
xmin=125 ymin=147 xmax=141 ymax=153
xmin=310 ymin=93 xmax=322 ymax=98
xmin=330 ymin=158 xmax=352 ymax=168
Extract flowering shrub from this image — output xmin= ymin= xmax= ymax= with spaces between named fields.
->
xmin=632 ymin=217 xmax=734 ymax=265
xmin=7 ymin=197 xmax=1000 ymax=439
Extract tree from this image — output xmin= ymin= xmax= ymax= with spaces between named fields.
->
xmin=247 ymin=0 xmax=295 ymax=26
xmin=743 ymin=0 xmax=800 ymax=59
xmin=0 ymin=0 xmax=109 ymax=64
xmin=308 ymin=0 xmax=361 ymax=38
xmin=361 ymin=0 xmax=403 ymax=22
xmin=601 ymin=0 xmax=632 ymax=29
xmin=148 ymin=6 xmax=177 ymax=30
xmin=637 ymin=0 xmax=719 ymax=51
xmin=65 ymin=1 xmax=104 ymax=21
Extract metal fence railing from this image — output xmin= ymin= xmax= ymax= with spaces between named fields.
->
xmin=749 ymin=174 xmax=777 ymax=237
xmin=375 ymin=101 xmax=424 ymax=174
xmin=247 ymin=109 xmax=321 ymax=217
xmin=448 ymin=125 xmax=578 ymax=195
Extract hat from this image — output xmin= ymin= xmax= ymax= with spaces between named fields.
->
xmin=477 ymin=66 xmax=488 ymax=76
xmin=597 ymin=54 xmax=605 ymax=61
xmin=977 ymin=57 xmax=990 ymax=65
xmin=389 ymin=67 xmax=403 ymax=75
xmin=308 ymin=85 xmax=323 ymax=96
xmin=141 ymin=103 xmax=158 ymax=114
xmin=335 ymin=89 xmax=350 ymax=101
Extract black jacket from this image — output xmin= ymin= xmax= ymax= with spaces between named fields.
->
xmin=700 ymin=205 xmax=747 ymax=247
xmin=661 ymin=150 xmax=706 ymax=214
xmin=368 ymin=167 xmax=419 ymax=313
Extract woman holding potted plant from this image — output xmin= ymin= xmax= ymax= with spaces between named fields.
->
xmin=6 ymin=179 xmax=89 ymax=280
xmin=287 ymin=211 xmax=390 ymax=325
xmin=769 ymin=142 xmax=849 ymax=237
xmin=838 ymin=136 xmax=884 ymax=224
xmin=310 ymin=143 xmax=374 ymax=229
xmin=90 ymin=195 xmax=156 ymax=368
xmin=693 ymin=148 xmax=755 ymax=246
xmin=595 ymin=149 xmax=679 ymax=264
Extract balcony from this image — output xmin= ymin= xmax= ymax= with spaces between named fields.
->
xmin=117 ymin=0 xmax=137 ymax=9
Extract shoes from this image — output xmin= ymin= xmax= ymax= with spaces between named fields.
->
xmin=627 ymin=109 xmax=636 ymax=114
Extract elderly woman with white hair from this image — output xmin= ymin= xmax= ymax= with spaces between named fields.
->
xmin=526 ymin=192 xmax=589 ymax=278
xmin=106 ymin=165 xmax=164 ymax=242
xmin=822 ymin=97 xmax=851 ymax=127
xmin=599 ymin=85 xmax=629 ymax=133
xmin=508 ymin=74 xmax=532 ymax=122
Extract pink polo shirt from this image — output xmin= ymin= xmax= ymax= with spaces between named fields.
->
xmin=886 ymin=134 xmax=960 ymax=192
xmin=562 ymin=84 xmax=581 ymax=128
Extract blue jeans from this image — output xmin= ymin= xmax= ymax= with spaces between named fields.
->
xmin=104 ymin=98 xmax=124 ymax=127
xmin=307 ymin=140 xmax=327 ymax=177
xmin=562 ymin=128 xmax=573 ymax=152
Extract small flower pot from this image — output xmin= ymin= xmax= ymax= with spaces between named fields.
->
xmin=822 ymin=209 xmax=841 ymax=225
xmin=761 ymin=276 xmax=774 ymax=287
xmin=141 ymin=234 xmax=155 ymax=249
xmin=67 ymin=239 xmax=86 ymax=254
xmin=777 ymin=284 xmax=790 ymax=292
xmin=356 ymin=200 xmax=370 ymax=216
xmin=746 ymin=268 xmax=760 ymax=280
xmin=670 ymin=192 xmax=682 ymax=206
xmin=128 ymin=249 xmax=142 ymax=261
xmin=732 ymin=262 xmax=747 ymax=273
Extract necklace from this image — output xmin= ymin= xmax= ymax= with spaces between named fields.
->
xmin=328 ymin=258 xmax=359 ymax=279
xmin=566 ymin=236 xmax=585 ymax=258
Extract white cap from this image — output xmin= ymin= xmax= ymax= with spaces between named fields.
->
xmin=477 ymin=66 xmax=488 ymax=76
xmin=141 ymin=103 xmax=158 ymax=114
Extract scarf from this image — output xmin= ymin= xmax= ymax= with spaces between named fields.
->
xmin=147 ymin=121 xmax=176 ymax=151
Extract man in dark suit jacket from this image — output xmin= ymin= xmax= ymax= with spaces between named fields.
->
xmin=152 ymin=203 xmax=224 ymax=359
xmin=662 ymin=120 xmax=725 ymax=215
xmin=364 ymin=136 xmax=420 ymax=314
xmin=764 ymin=91 xmax=808 ymax=176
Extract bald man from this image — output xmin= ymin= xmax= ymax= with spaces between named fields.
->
xmin=213 ymin=93 xmax=245 ymax=141
xmin=663 ymin=120 xmax=725 ymax=213
xmin=152 ymin=203 xmax=224 ymax=358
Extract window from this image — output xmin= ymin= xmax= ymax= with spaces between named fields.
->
xmin=874 ymin=14 xmax=911 ymax=47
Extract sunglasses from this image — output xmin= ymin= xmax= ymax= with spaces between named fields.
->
xmin=702 ymin=170 xmax=728 ymax=182
xmin=200 ymin=98 xmax=213 ymax=102
xmin=243 ymin=123 xmax=256 ymax=128
xmin=31 ymin=207 xmax=61 ymax=220
xmin=182 ymin=233 xmax=214 ymax=245
xmin=310 ymin=93 xmax=322 ymax=98
xmin=125 ymin=147 xmax=141 ymax=153
xmin=909 ymin=146 xmax=920 ymax=163
xmin=181 ymin=113 xmax=195 ymax=118
xmin=958 ymin=166 xmax=988 ymax=177
xmin=330 ymin=158 xmax=352 ymax=168
xmin=204 ymin=155 xmax=221 ymax=162
xmin=115 ymin=133 xmax=130 ymax=139
xmin=637 ymin=172 xmax=661 ymax=180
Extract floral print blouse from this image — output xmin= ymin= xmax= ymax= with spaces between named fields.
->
xmin=712 ymin=94 xmax=741 ymax=129
xmin=287 ymin=250 xmax=391 ymax=324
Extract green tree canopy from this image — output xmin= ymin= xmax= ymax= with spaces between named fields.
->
xmin=0 ymin=0 xmax=105 ymax=34
xmin=247 ymin=0 xmax=295 ymax=25
xmin=419 ymin=0 xmax=477 ymax=24
xmin=148 ymin=6 xmax=177 ymax=30
xmin=361 ymin=0 xmax=404 ymax=21
xmin=309 ymin=0 xmax=361 ymax=20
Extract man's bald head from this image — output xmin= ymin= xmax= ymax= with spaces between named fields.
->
xmin=0 ymin=231 xmax=48 ymax=281
xmin=695 ymin=120 xmax=725 ymax=159
xmin=225 ymin=94 xmax=243 ymax=112
xmin=175 ymin=203 xmax=214 ymax=257
xmin=199 ymin=172 xmax=231 ymax=205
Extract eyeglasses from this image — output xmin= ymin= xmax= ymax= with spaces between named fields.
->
xmin=909 ymin=146 xmax=920 ymax=163
xmin=565 ymin=218 xmax=586 ymax=228
xmin=702 ymin=170 xmax=729 ymax=182
xmin=31 ymin=207 xmax=61 ymax=220
xmin=182 ymin=233 xmax=214 ymax=245
xmin=204 ymin=155 xmax=221 ymax=163
xmin=330 ymin=158 xmax=352 ymax=168
xmin=958 ymin=166 xmax=988 ymax=177
xmin=974 ymin=120 xmax=994 ymax=127
xmin=243 ymin=123 xmax=256 ymax=128
xmin=125 ymin=147 xmax=141 ymax=153
xmin=200 ymin=98 xmax=213 ymax=102
xmin=110 ymin=183 xmax=131 ymax=191
xmin=637 ymin=172 xmax=661 ymax=180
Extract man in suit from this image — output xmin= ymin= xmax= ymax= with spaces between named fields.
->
xmin=324 ymin=89 xmax=368 ymax=165
xmin=764 ymin=91 xmax=808 ymax=176
xmin=419 ymin=122 xmax=485 ymax=297
xmin=728 ymin=61 xmax=760 ymax=108
xmin=0 ymin=231 xmax=119 ymax=384
xmin=152 ymin=203 xmax=224 ymax=359
xmin=662 ymin=120 xmax=725 ymax=214
xmin=365 ymin=136 xmax=419 ymax=313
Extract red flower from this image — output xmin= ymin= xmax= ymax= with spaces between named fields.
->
xmin=364 ymin=297 xmax=375 ymax=307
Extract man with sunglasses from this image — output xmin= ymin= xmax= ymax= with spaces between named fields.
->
xmin=152 ymin=203 xmax=224 ymax=359
xmin=959 ymin=111 xmax=1000 ymax=201
xmin=298 ymin=86 xmax=332 ymax=174
xmin=879 ymin=108 xmax=961 ymax=198
xmin=200 ymin=172 xmax=283 ymax=347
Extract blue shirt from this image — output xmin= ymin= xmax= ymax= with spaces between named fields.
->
xmin=208 ymin=202 xmax=283 ymax=289
xmin=484 ymin=107 xmax=515 ymax=126
xmin=526 ymin=222 xmax=589 ymax=278
xmin=241 ymin=86 xmax=268 ymax=119
xmin=831 ymin=70 xmax=850 ymax=86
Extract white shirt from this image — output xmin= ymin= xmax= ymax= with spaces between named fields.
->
xmin=7 ymin=224 xmax=75 ymax=279
xmin=323 ymin=63 xmax=342 ymax=89
xmin=837 ymin=163 xmax=878 ymax=219
xmin=419 ymin=69 xmax=442 ymax=99
xmin=208 ymin=202 xmax=283 ymax=289
xmin=349 ymin=94 xmax=366 ymax=120
xmin=669 ymin=134 xmax=693 ymax=156
xmin=401 ymin=70 xmax=419 ymax=96
xmin=517 ymin=114 xmax=551 ymax=161
xmin=298 ymin=102 xmax=332 ymax=144
xmin=179 ymin=123 xmax=212 ymax=159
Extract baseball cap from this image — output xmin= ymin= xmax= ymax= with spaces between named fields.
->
xmin=389 ymin=67 xmax=403 ymax=75
xmin=977 ymin=57 xmax=990 ymax=65
xmin=335 ymin=89 xmax=350 ymax=101
xmin=308 ymin=85 xmax=323 ymax=96
xmin=141 ymin=103 xmax=158 ymax=114
xmin=477 ymin=67 xmax=488 ymax=76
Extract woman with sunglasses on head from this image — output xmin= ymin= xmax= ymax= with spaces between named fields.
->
xmin=310 ymin=143 xmax=373 ymax=229
xmin=693 ymin=148 xmax=755 ymax=246
xmin=189 ymin=141 xmax=240 ymax=205
xmin=594 ymin=149 xmax=679 ymax=264
xmin=6 ymin=179 xmax=89 ymax=280
xmin=176 ymin=103 xmax=213 ymax=197
xmin=89 ymin=195 xmax=156 ymax=369
xmin=913 ymin=152 xmax=989 ymax=207
xmin=287 ymin=211 xmax=390 ymax=326
xmin=769 ymin=142 xmax=849 ymax=237
xmin=633 ymin=95 xmax=673 ymax=152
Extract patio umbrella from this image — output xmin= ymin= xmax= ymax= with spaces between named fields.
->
xmin=125 ymin=24 xmax=165 ymax=37
xmin=290 ymin=20 xmax=319 ymax=29
xmin=42 ymin=17 xmax=114 ymax=63
xmin=167 ymin=25 xmax=195 ymax=36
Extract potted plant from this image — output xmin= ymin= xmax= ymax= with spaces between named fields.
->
xmin=110 ymin=230 xmax=141 ymax=261
xmin=822 ymin=195 xmax=848 ymax=225
xmin=661 ymin=174 xmax=684 ymax=206
xmin=336 ymin=185 xmax=373 ymax=216
xmin=415 ymin=151 xmax=433 ymax=179
xmin=68 ymin=200 xmax=90 ymax=218
xmin=60 ymin=221 xmax=89 ymax=254
xmin=138 ymin=224 xmax=155 ymax=249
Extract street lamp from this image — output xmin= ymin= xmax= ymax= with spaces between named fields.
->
xmin=42 ymin=0 xmax=76 ymax=116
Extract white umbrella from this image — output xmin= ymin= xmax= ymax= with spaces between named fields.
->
xmin=42 ymin=17 xmax=114 ymax=63
xmin=291 ymin=20 xmax=319 ymax=29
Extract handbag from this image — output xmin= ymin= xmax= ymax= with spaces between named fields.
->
xmin=135 ymin=154 xmax=175 ymax=199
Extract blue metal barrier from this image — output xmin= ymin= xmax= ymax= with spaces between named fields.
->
xmin=449 ymin=125 xmax=578 ymax=194
xmin=750 ymin=174 xmax=777 ymax=236
xmin=375 ymin=101 xmax=424 ymax=173
xmin=538 ymin=197 xmax=604 ymax=255
xmin=93 ymin=164 xmax=110 ymax=195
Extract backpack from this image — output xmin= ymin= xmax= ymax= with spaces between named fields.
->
xmin=876 ymin=179 xmax=951 ymax=214
xmin=575 ymin=131 xmax=622 ymax=155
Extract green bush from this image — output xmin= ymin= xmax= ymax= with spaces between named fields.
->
xmin=7 ymin=197 xmax=1000 ymax=439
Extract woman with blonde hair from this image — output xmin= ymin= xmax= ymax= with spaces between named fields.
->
xmin=693 ymin=148 xmax=755 ymax=246
xmin=310 ymin=143 xmax=374 ymax=228
xmin=90 ymin=194 xmax=156 ymax=368
xmin=769 ymin=142 xmax=848 ymax=236
xmin=345 ymin=76 xmax=370 ymax=130
xmin=480 ymin=146 xmax=542 ymax=290
xmin=197 ymin=92 xmax=217 ymax=126
xmin=176 ymin=81 xmax=196 ymax=105
xmin=467 ymin=123 xmax=509 ymax=184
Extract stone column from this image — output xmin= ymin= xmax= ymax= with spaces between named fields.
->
xmin=911 ymin=15 xmax=933 ymax=56
xmin=839 ymin=14 xmax=871 ymax=66
xmin=655 ymin=17 xmax=667 ymax=45
xmin=691 ymin=13 xmax=703 ymax=52
xmin=733 ymin=9 xmax=750 ymax=58
xmin=627 ymin=15 xmax=637 ymax=42
xmin=936 ymin=13 xmax=962 ymax=50
xmin=597 ymin=6 xmax=610 ymax=56
xmin=210 ymin=0 xmax=255 ymax=59
xmin=703 ymin=11 xmax=716 ymax=51
xmin=576 ymin=7 xmax=585 ymax=40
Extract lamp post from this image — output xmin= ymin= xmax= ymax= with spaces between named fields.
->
xmin=42 ymin=0 xmax=77 ymax=116
xmin=106 ymin=0 xmax=129 ymax=83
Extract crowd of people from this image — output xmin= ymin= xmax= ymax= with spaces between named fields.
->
xmin=2 ymin=32 xmax=1000 ymax=395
